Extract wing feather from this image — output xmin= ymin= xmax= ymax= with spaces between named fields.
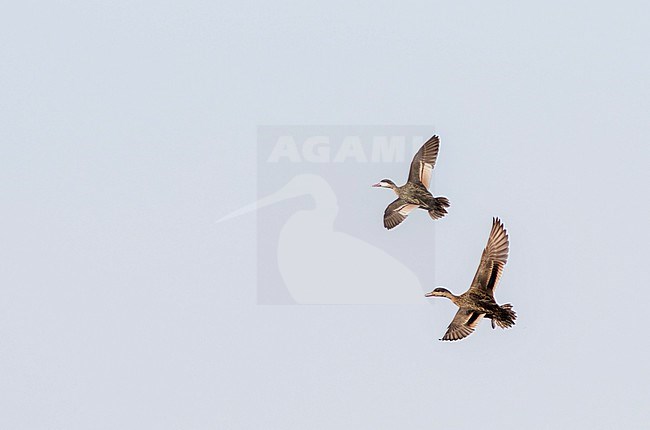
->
xmin=441 ymin=308 xmax=485 ymax=341
xmin=407 ymin=135 xmax=440 ymax=189
xmin=383 ymin=198 xmax=418 ymax=230
xmin=469 ymin=217 xmax=509 ymax=295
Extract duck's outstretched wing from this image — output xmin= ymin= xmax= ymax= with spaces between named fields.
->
xmin=470 ymin=217 xmax=509 ymax=295
xmin=407 ymin=135 xmax=440 ymax=189
xmin=441 ymin=308 xmax=485 ymax=341
xmin=383 ymin=198 xmax=418 ymax=230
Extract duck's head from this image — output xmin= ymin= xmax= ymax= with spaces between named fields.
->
xmin=372 ymin=179 xmax=396 ymax=189
xmin=425 ymin=287 xmax=451 ymax=298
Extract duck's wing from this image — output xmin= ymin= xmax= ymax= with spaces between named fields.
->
xmin=441 ymin=308 xmax=485 ymax=341
xmin=469 ymin=217 xmax=509 ymax=295
xmin=383 ymin=198 xmax=418 ymax=230
xmin=407 ymin=135 xmax=440 ymax=189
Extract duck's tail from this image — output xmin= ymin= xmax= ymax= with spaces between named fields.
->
xmin=494 ymin=304 xmax=516 ymax=329
xmin=428 ymin=196 xmax=450 ymax=220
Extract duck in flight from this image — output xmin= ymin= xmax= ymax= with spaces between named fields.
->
xmin=372 ymin=135 xmax=450 ymax=230
xmin=425 ymin=217 xmax=516 ymax=341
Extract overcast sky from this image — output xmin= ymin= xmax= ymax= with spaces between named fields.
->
xmin=1 ymin=1 xmax=649 ymax=429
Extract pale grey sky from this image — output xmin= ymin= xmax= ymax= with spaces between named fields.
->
xmin=1 ymin=1 xmax=649 ymax=429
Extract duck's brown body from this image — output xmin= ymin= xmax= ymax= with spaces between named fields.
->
xmin=393 ymin=182 xmax=444 ymax=209
xmin=425 ymin=218 xmax=516 ymax=341
xmin=436 ymin=288 xmax=516 ymax=331
xmin=373 ymin=135 xmax=450 ymax=229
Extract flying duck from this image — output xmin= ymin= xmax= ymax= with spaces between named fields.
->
xmin=425 ymin=217 xmax=516 ymax=341
xmin=372 ymin=135 xmax=450 ymax=230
